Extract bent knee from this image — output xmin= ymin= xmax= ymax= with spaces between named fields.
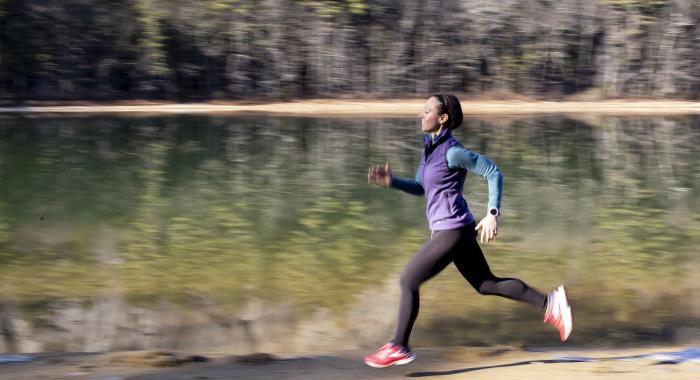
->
xmin=399 ymin=271 xmax=420 ymax=291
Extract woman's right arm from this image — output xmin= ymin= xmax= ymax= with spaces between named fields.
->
xmin=390 ymin=169 xmax=425 ymax=196
xmin=368 ymin=162 xmax=425 ymax=196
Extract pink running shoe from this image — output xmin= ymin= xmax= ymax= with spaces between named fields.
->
xmin=364 ymin=342 xmax=415 ymax=368
xmin=543 ymin=285 xmax=573 ymax=342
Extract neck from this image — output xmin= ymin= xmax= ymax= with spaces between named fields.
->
xmin=430 ymin=126 xmax=445 ymax=140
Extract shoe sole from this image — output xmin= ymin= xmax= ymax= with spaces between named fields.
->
xmin=364 ymin=355 xmax=415 ymax=368
xmin=557 ymin=286 xmax=573 ymax=342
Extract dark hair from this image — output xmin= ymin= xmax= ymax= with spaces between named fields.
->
xmin=431 ymin=94 xmax=463 ymax=130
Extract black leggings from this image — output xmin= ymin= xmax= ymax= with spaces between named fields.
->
xmin=393 ymin=225 xmax=546 ymax=348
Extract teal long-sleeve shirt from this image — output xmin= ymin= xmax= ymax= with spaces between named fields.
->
xmin=390 ymin=146 xmax=503 ymax=211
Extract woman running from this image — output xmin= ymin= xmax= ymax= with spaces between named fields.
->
xmin=364 ymin=94 xmax=572 ymax=368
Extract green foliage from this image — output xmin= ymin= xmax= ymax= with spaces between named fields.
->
xmin=599 ymin=0 xmax=668 ymax=12
xmin=206 ymin=0 xmax=239 ymax=11
xmin=300 ymin=0 xmax=367 ymax=17
xmin=134 ymin=0 xmax=169 ymax=78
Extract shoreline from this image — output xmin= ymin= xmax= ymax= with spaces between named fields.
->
xmin=0 ymin=99 xmax=699 ymax=116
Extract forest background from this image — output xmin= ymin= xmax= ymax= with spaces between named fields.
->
xmin=0 ymin=0 xmax=698 ymax=102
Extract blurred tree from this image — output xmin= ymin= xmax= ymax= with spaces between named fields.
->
xmin=0 ymin=0 xmax=698 ymax=99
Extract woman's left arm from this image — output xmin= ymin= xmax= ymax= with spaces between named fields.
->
xmin=446 ymin=146 xmax=503 ymax=243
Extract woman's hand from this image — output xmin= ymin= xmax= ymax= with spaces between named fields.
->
xmin=368 ymin=162 xmax=392 ymax=187
xmin=475 ymin=214 xmax=498 ymax=244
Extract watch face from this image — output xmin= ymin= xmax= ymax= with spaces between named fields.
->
xmin=489 ymin=208 xmax=498 ymax=216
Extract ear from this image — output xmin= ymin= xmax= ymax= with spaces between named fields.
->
xmin=440 ymin=113 xmax=449 ymax=125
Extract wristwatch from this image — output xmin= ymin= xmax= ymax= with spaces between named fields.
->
xmin=489 ymin=208 xmax=499 ymax=217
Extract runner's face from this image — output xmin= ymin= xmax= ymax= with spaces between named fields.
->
xmin=419 ymin=97 xmax=444 ymax=133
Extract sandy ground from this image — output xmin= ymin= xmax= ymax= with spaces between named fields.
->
xmin=0 ymin=99 xmax=699 ymax=116
xmin=2 ymin=346 xmax=699 ymax=380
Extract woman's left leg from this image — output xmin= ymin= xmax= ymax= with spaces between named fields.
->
xmin=364 ymin=229 xmax=462 ymax=368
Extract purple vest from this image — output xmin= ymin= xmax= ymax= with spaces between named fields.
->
xmin=419 ymin=129 xmax=474 ymax=230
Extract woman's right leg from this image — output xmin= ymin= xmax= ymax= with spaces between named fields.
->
xmin=453 ymin=227 xmax=546 ymax=308
xmin=393 ymin=229 xmax=462 ymax=348
xmin=452 ymin=230 xmax=572 ymax=341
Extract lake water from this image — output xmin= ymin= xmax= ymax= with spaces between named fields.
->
xmin=1 ymin=114 xmax=699 ymax=354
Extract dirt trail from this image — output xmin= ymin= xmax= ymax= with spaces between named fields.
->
xmin=2 ymin=346 xmax=698 ymax=380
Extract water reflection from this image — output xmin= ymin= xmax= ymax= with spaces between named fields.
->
xmin=0 ymin=115 xmax=699 ymax=353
